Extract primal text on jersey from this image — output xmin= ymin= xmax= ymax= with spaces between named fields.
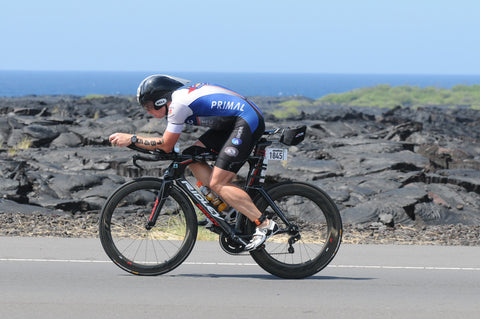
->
xmin=211 ymin=100 xmax=245 ymax=111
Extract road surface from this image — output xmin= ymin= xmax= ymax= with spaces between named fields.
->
xmin=1 ymin=237 xmax=479 ymax=319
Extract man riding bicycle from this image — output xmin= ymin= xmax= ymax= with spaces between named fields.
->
xmin=109 ymin=74 xmax=278 ymax=250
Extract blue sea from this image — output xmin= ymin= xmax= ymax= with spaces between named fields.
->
xmin=1 ymin=70 xmax=480 ymax=99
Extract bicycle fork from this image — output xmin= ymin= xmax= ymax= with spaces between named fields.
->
xmin=145 ymin=179 xmax=173 ymax=230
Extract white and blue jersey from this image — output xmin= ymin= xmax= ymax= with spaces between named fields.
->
xmin=169 ymin=83 xmax=265 ymax=173
xmin=166 ymin=83 xmax=263 ymax=134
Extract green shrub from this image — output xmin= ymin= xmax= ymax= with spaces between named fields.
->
xmin=317 ymin=84 xmax=480 ymax=108
xmin=83 ymin=94 xmax=105 ymax=99
xmin=272 ymin=106 xmax=300 ymax=119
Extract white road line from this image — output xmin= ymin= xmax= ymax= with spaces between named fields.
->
xmin=1 ymin=258 xmax=479 ymax=271
xmin=0 ymin=258 xmax=110 ymax=263
xmin=329 ymin=265 xmax=480 ymax=271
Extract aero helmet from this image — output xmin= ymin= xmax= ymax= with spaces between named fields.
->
xmin=137 ymin=74 xmax=191 ymax=110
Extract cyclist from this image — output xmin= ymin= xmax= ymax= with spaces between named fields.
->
xmin=109 ymin=74 xmax=278 ymax=250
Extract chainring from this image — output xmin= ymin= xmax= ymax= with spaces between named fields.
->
xmin=219 ymin=232 xmax=247 ymax=255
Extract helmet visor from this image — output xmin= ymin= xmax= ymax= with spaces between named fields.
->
xmin=141 ymin=100 xmax=155 ymax=111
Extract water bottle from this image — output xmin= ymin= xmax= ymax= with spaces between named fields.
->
xmin=196 ymin=181 xmax=229 ymax=212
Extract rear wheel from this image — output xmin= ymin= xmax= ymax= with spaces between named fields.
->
xmin=99 ymin=178 xmax=197 ymax=275
xmin=249 ymin=182 xmax=342 ymax=279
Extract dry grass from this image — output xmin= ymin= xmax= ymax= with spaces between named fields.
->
xmin=1 ymin=213 xmax=479 ymax=246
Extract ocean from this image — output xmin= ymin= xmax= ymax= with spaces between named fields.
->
xmin=1 ymin=70 xmax=480 ymax=99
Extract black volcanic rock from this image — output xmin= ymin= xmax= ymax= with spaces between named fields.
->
xmin=1 ymin=95 xmax=479 ymax=228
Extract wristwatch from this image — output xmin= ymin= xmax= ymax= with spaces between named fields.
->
xmin=131 ymin=135 xmax=138 ymax=144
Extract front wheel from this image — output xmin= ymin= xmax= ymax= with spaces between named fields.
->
xmin=99 ymin=178 xmax=198 ymax=275
xmin=249 ymin=182 xmax=342 ymax=279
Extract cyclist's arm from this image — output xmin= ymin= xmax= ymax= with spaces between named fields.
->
xmin=137 ymin=130 xmax=180 ymax=152
xmin=130 ymin=130 xmax=181 ymax=152
xmin=108 ymin=131 xmax=180 ymax=152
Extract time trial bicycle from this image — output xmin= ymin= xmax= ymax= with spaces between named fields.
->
xmin=99 ymin=126 xmax=342 ymax=279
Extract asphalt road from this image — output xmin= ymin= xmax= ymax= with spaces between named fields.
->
xmin=1 ymin=237 xmax=479 ymax=319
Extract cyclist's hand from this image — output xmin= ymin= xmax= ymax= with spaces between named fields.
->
xmin=109 ymin=133 xmax=132 ymax=147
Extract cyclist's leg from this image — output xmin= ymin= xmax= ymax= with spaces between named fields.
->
xmin=208 ymin=118 xmax=268 ymax=226
xmin=187 ymin=127 xmax=231 ymax=188
xmin=209 ymin=166 xmax=263 ymax=223
xmin=211 ymin=158 xmax=277 ymax=251
xmin=189 ymin=119 xmax=270 ymax=227
xmin=187 ymin=137 xmax=264 ymax=222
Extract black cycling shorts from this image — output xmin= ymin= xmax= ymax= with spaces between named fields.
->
xmin=198 ymin=117 xmax=265 ymax=173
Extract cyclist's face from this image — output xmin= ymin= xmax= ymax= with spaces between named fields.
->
xmin=143 ymin=101 xmax=168 ymax=119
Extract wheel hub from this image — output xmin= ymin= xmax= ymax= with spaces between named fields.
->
xmin=287 ymin=224 xmax=301 ymax=253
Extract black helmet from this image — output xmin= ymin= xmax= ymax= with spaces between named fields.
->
xmin=137 ymin=74 xmax=191 ymax=110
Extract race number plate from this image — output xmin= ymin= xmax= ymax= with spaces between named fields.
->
xmin=266 ymin=148 xmax=288 ymax=161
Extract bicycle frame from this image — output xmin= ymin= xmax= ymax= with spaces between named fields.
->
xmin=133 ymin=134 xmax=293 ymax=245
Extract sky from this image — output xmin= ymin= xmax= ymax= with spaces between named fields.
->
xmin=1 ymin=0 xmax=479 ymax=75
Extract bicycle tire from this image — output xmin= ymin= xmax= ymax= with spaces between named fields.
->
xmin=249 ymin=182 xmax=342 ymax=279
xmin=99 ymin=177 xmax=197 ymax=275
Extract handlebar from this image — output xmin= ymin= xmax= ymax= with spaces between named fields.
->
xmin=127 ymin=144 xmax=218 ymax=169
xmin=127 ymin=144 xmax=170 ymax=157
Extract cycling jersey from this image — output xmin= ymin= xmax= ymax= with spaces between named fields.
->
xmin=169 ymin=83 xmax=265 ymax=173
xmin=166 ymin=83 xmax=263 ymax=134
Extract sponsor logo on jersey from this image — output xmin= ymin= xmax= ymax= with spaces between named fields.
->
xmin=235 ymin=126 xmax=243 ymax=138
xmin=224 ymin=147 xmax=239 ymax=157
xmin=232 ymin=138 xmax=242 ymax=145
xmin=199 ymin=118 xmax=215 ymax=126
xmin=188 ymin=83 xmax=205 ymax=93
xmin=211 ymin=100 xmax=245 ymax=111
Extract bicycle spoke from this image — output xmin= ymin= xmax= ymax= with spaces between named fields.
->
xmin=250 ymin=182 xmax=342 ymax=279
xmin=99 ymin=180 xmax=197 ymax=275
